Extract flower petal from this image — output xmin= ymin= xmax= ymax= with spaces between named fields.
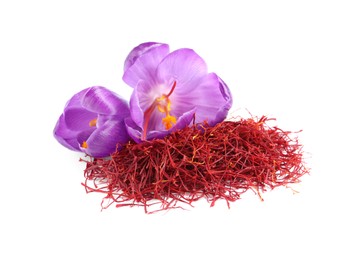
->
xmin=156 ymin=48 xmax=208 ymax=94
xmin=54 ymin=88 xmax=95 ymax=151
xmin=129 ymin=89 xmax=144 ymax=128
xmin=81 ymin=86 xmax=130 ymax=116
xmin=173 ymin=73 xmax=232 ymax=126
xmin=123 ymin=43 xmax=169 ymax=88
xmin=211 ymin=76 xmax=233 ymax=125
xmin=124 ymin=42 xmax=166 ymax=72
xmin=53 ymin=114 xmax=81 ymax=151
xmin=96 ymin=114 xmax=122 ymax=126
xmin=63 ymin=107 xmax=98 ymax=131
xmin=124 ymin=117 xmax=143 ymax=143
xmin=81 ymin=119 xmax=130 ymax=157
xmin=169 ymin=107 xmax=196 ymax=131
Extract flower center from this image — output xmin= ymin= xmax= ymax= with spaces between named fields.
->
xmin=142 ymin=81 xmax=177 ymax=140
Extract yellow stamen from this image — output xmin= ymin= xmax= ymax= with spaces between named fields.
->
xmin=157 ymin=104 xmax=166 ymax=113
xmin=156 ymin=96 xmax=166 ymax=102
xmin=89 ymin=118 xmax=97 ymax=127
xmin=162 ymin=115 xmax=177 ymax=130
xmin=81 ymin=141 xmax=88 ymax=148
xmin=167 ymin=102 xmax=171 ymax=111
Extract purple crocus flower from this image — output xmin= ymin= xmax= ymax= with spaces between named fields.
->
xmin=54 ymin=86 xmax=130 ymax=157
xmin=122 ymin=42 xmax=233 ymax=142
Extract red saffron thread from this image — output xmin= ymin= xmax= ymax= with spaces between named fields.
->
xmin=81 ymin=116 xmax=309 ymax=213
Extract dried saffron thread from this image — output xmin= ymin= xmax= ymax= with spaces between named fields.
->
xmin=81 ymin=116 xmax=309 ymax=213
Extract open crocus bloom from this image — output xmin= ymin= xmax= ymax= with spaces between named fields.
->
xmin=54 ymin=86 xmax=130 ymax=157
xmin=123 ymin=42 xmax=233 ymax=142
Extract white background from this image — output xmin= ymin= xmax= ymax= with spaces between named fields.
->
xmin=1 ymin=0 xmax=362 ymax=259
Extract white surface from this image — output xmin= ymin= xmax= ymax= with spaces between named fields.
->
xmin=0 ymin=0 xmax=362 ymax=259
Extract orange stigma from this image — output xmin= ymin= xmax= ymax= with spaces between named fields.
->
xmin=142 ymin=81 xmax=177 ymax=140
xmin=81 ymin=141 xmax=88 ymax=148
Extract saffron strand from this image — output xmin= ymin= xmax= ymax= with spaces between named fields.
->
xmin=82 ymin=116 xmax=309 ymax=213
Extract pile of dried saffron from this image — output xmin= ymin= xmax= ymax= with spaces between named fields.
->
xmin=82 ymin=116 xmax=309 ymax=213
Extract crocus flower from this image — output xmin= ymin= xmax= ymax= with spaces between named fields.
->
xmin=54 ymin=86 xmax=130 ymax=157
xmin=122 ymin=42 xmax=233 ymax=142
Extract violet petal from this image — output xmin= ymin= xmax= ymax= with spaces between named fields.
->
xmin=82 ymin=119 xmax=130 ymax=157
xmin=210 ymin=76 xmax=233 ymax=125
xmin=81 ymin=86 xmax=130 ymax=116
xmin=53 ymin=114 xmax=81 ymax=151
xmin=124 ymin=117 xmax=143 ymax=143
xmin=156 ymin=48 xmax=208 ymax=94
xmin=123 ymin=43 xmax=169 ymax=88
xmin=171 ymin=73 xmax=232 ymax=126
xmin=124 ymin=42 xmax=167 ymax=72
xmin=129 ymin=86 xmax=144 ymax=128
xmin=63 ymin=107 xmax=98 ymax=131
